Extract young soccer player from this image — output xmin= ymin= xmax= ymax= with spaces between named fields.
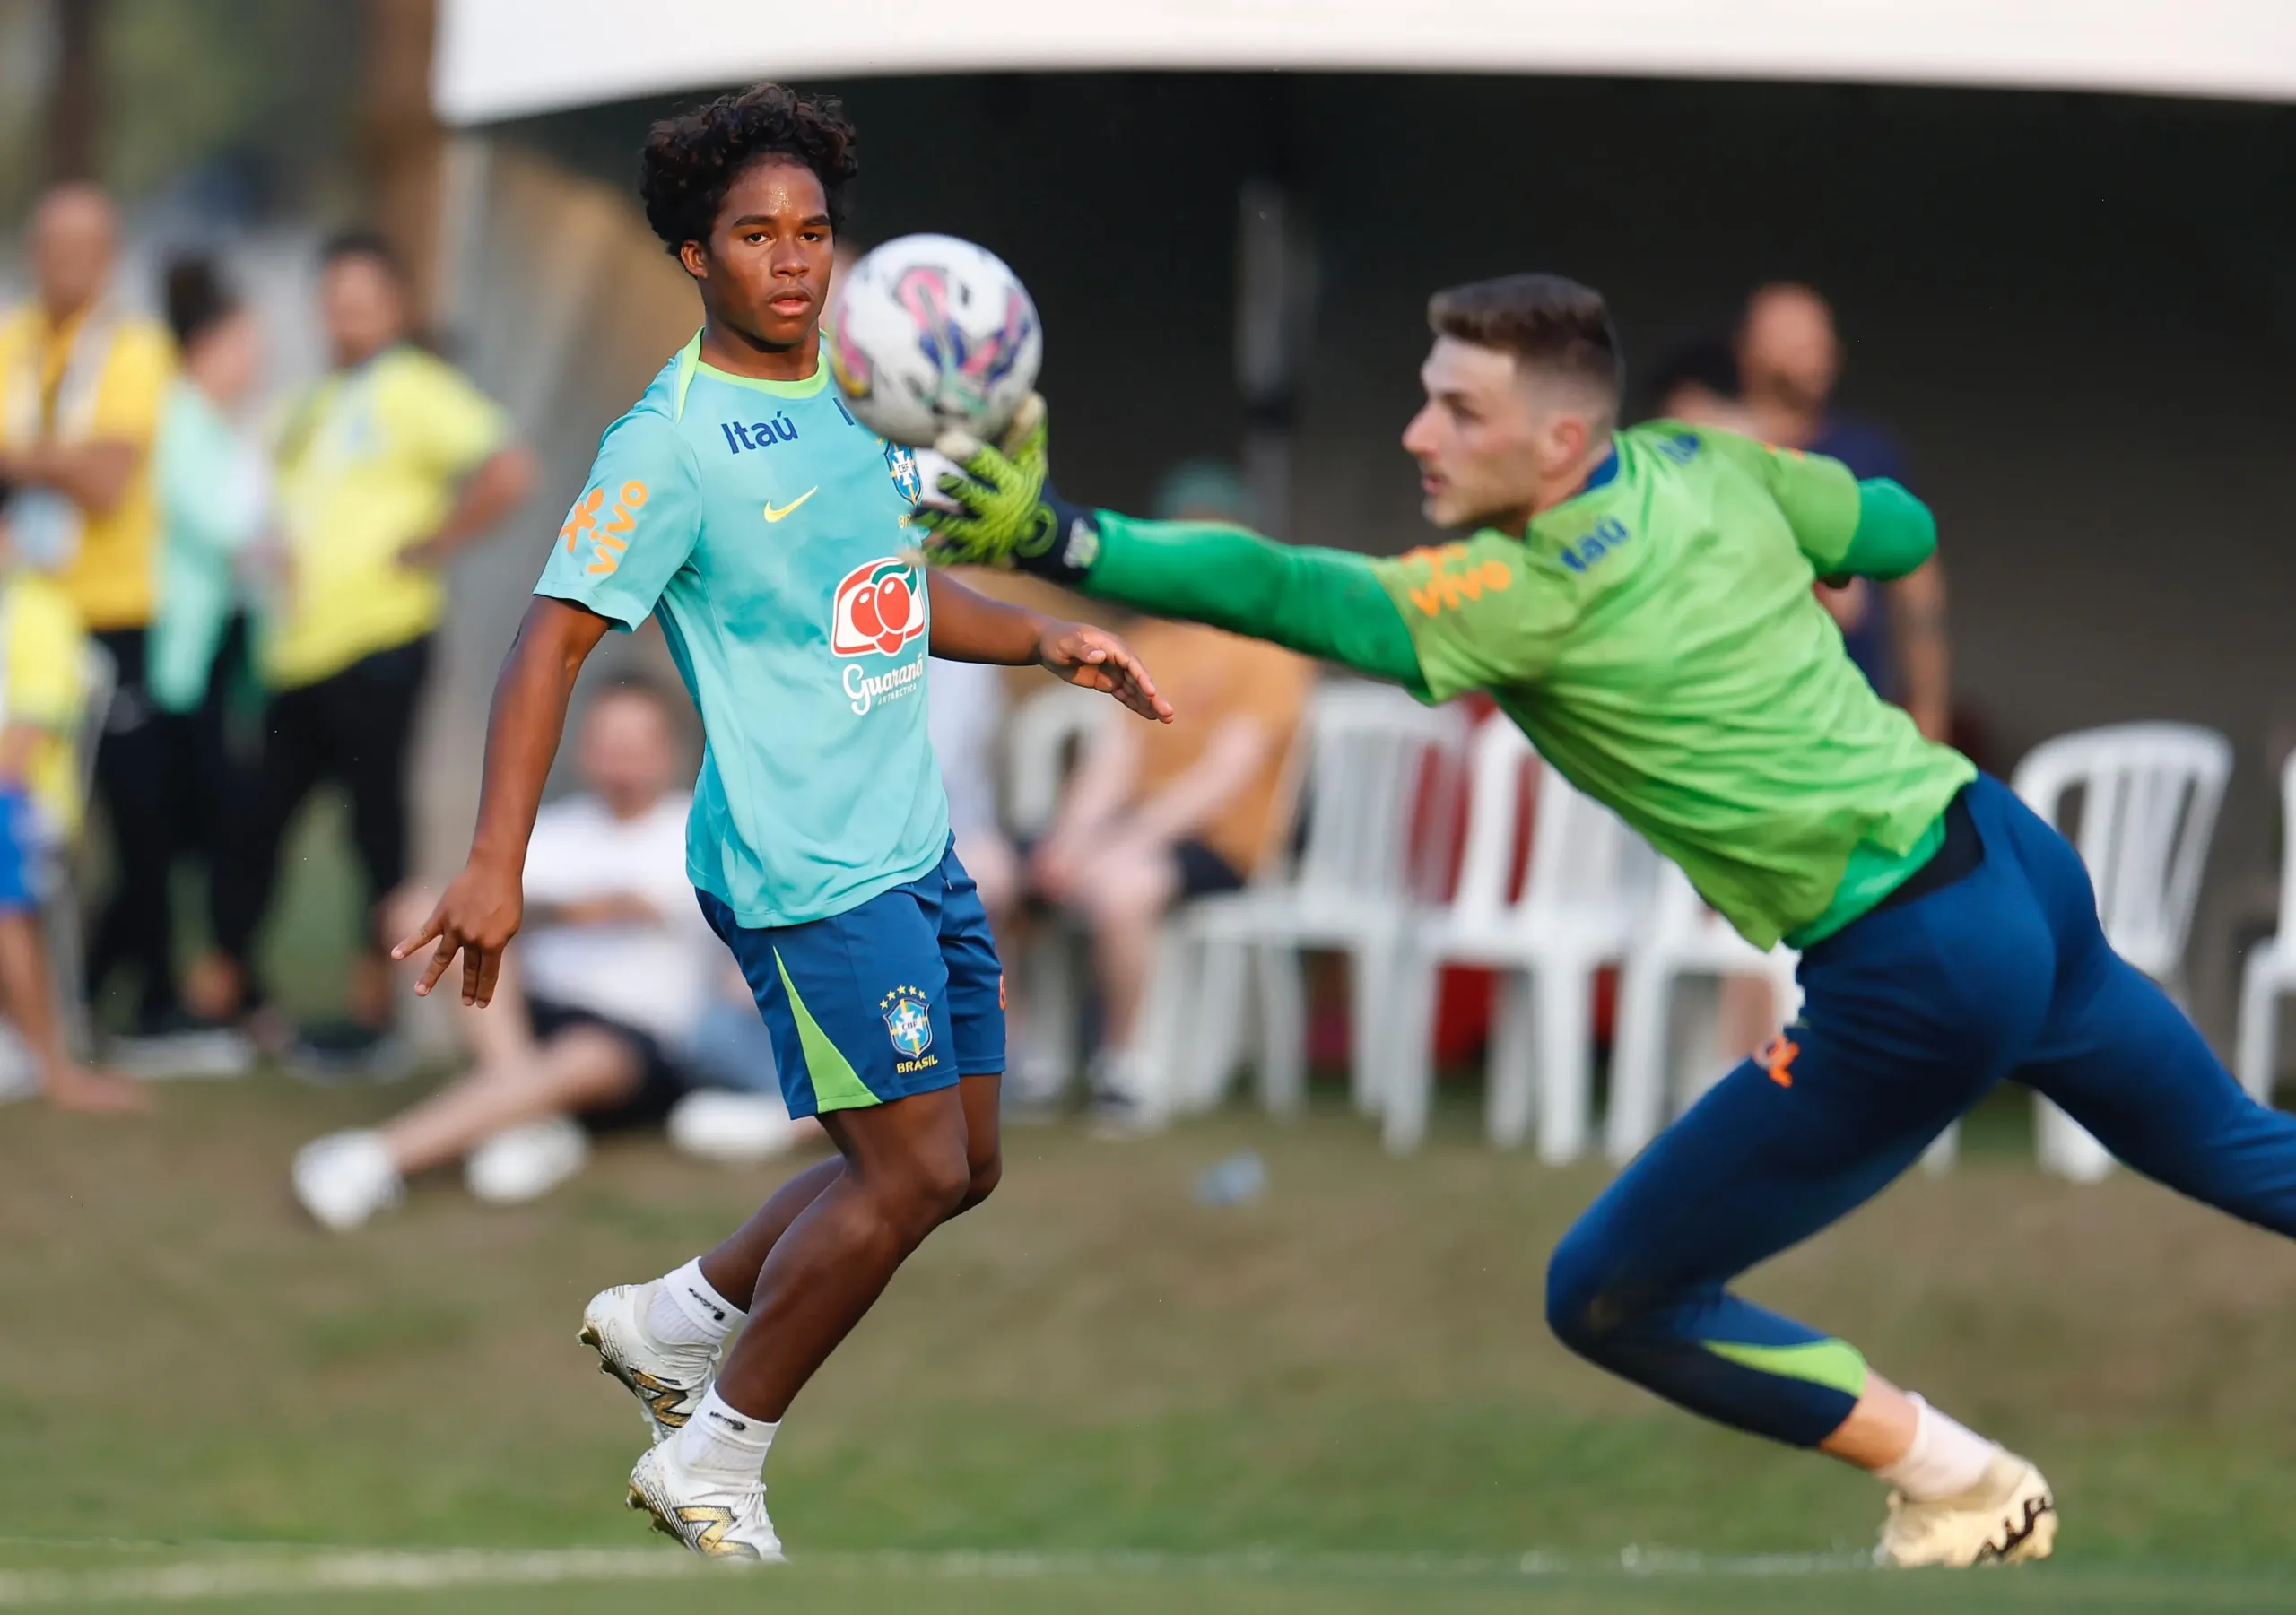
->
xmin=920 ymin=273 xmax=2296 ymax=1567
xmin=396 ymin=84 xmax=1170 ymax=1560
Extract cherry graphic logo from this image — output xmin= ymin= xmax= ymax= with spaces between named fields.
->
xmin=831 ymin=560 xmax=927 ymax=658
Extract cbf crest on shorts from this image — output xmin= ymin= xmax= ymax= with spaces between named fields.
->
xmin=879 ymin=985 xmax=935 ymax=1070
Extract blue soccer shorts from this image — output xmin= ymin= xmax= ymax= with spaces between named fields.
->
xmin=699 ymin=838 xmax=1005 ymax=1120
xmin=0 ymin=792 xmax=44 ymax=915
xmin=1548 ymin=773 xmax=2296 ymax=1448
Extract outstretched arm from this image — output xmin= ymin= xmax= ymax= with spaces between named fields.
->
xmin=926 ymin=569 xmax=1172 ymax=723
xmin=392 ymin=595 xmax=613 ymax=1005
xmin=918 ymin=399 xmax=1425 ymax=692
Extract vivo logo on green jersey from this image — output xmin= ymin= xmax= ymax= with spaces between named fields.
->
xmin=1559 ymin=516 xmax=1631 ymax=574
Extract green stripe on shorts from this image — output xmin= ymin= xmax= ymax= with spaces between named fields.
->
xmin=1702 ymin=1338 xmax=1868 ymax=1400
xmin=773 ymin=948 xmax=882 ymax=1113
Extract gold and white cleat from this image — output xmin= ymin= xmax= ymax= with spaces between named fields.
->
xmin=578 ymin=1282 xmax=719 ymax=1446
xmin=1878 ymin=1451 xmax=2057 ymax=1567
xmin=625 ymin=1442 xmax=783 ymax=1562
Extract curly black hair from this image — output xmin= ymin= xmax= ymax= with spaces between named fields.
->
xmin=639 ymin=82 xmax=860 ymax=255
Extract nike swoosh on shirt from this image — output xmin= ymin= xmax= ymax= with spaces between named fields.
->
xmin=762 ymin=488 xmax=818 ymax=523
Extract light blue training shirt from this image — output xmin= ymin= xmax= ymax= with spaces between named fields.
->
xmin=535 ymin=335 xmax=948 ymax=926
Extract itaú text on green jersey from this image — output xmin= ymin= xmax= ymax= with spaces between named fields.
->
xmin=1370 ymin=423 xmax=1973 ymax=951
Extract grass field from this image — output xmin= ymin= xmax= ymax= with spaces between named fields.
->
xmin=5 ymin=1072 xmax=2296 ymax=1611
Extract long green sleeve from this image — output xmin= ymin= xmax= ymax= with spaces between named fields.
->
xmin=1835 ymin=478 xmax=1936 ymax=582
xmin=1088 ymin=512 xmax=1428 ymax=691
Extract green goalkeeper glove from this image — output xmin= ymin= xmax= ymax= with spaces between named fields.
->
xmin=922 ymin=395 xmax=1101 ymax=586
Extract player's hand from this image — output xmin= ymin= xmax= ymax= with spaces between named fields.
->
xmin=920 ymin=395 xmax=1085 ymax=577
xmin=1038 ymin=621 xmax=1174 ymax=724
xmin=392 ymin=858 xmax=524 ymax=1006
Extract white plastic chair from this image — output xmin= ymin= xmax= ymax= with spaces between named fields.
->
xmin=1144 ymin=682 xmax=1467 ymax=1122
xmin=1384 ymin=725 xmax=1656 ymax=1159
xmin=2235 ymin=750 xmax=2296 ymax=1107
xmin=2010 ymin=723 xmax=2232 ymax=1181
xmin=1001 ymin=682 xmax=1112 ymax=1098
xmin=45 ymin=642 xmax=117 ymax=1061
xmin=1605 ymin=861 xmax=1801 ymax=1163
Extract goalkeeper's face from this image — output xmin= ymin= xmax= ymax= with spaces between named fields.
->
xmin=1403 ymin=337 xmax=1605 ymax=533
xmin=682 ymin=157 xmax=836 ymax=352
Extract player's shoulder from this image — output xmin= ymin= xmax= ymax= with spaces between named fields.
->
xmin=592 ymin=364 xmax=705 ymax=473
xmin=108 ymin=313 xmax=176 ymax=372
xmin=1622 ymin=418 xmax=1766 ymax=473
xmin=373 ymin=342 xmax=474 ymax=395
xmin=7 ymin=573 xmax=84 ymax=638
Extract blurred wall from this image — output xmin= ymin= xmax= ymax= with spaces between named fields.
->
xmin=446 ymin=74 xmax=2296 ymax=1044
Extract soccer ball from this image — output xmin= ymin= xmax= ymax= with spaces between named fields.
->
xmin=827 ymin=234 xmax=1042 ymax=448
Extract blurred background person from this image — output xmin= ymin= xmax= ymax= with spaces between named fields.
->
xmin=292 ymin=682 xmax=810 ymax=1230
xmin=1738 ymin=282 xmax=1951 ymax=742
xmin=132 ymin=256 xmax=270 ymax=1076
xmin=0 ymin=491 xmax=147 ymax=1114
xmin=202 ymin=230 xmax=535 ymax=1072
xmin=0 ymin=182 xmax=182 ymax=1054
xmin=1023 ymin=462 xmax=1313 ymax=1130
xmin=927 ymin=654 xmax=1017 ymax=932
xmin=1645 ymin=338 xmax=1760 ymax=434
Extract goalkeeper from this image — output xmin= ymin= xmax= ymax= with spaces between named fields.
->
xmin=920 ymin=272 xmax=2296 ymax=1568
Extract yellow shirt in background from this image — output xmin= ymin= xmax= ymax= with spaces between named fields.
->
xmin=2 ymin=573 xmax=89 ymax=838
xmin=269 ymin=344 xmax=509 ymax=689
xmin=0 ymin=304 xmax=175 ymax=631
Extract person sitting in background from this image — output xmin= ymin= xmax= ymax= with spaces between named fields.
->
xmin=125 ymin=256 xmax=271 ymax=1077
xmin=0 ymin=183 xmax=183 ymax=1055
xmin=1026 ymin=462 xmax=1314 ymax=1127
xmin=292 ymin=681 xmax=812 ymax=1230
xmin=927 ymin=654 xmax=1018 ymax=927
xmin=0 ymin=493 xmax=148 ymax=1112
xmin=204 ymin=230 xmax=535 ymax=1072
xmin=1738 ymin=283 xmax=1950 ymax=742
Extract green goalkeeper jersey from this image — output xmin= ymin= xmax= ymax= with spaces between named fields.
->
xmin=1351 ymin=422 xmax=1972 ymax=949
xmin=1074 ymin=423 xmax=1972 ymax=950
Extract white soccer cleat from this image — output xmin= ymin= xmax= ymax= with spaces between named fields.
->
xmin=578 ymin=1282 xmax=720 ymax=1446
xmin=625 ymin=1440 xmax=783 ymax=1562
xmin=291 ymin=1130 xmax=404 ymax=1231
xmin=1877 ymin=1451 xmax=2057 ymax=1567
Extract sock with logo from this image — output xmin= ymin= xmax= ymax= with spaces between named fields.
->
xmin=648 ymin=1259 xmax=745 ymax=1350
xmin=674 ymin=1386 xmax=778 ymax=1482
xmin=1874 ymin=1394 xmax=2000 ymax=1501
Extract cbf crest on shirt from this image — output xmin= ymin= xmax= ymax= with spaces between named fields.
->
xmin=535 ymin=335 xmax=950 ymax=927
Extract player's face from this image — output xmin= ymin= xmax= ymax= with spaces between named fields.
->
xmin=30 ymin=185 xmax=116 ymax=319
xmin=1739 ymin=291 xmax=1839 ymax=411
xmin=686 ymin=158 xmax=835 ymax=352
xmin=321 ymin=255 xmax=408 ymax=368
xmin=1403 ymin=337 xmax=1569 ymax=531
xmin=578 ymin=693 xmax=678 ymax=817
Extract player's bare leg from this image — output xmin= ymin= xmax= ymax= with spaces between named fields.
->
xmin=697 ymin=1072 xmax=1001 ymax=1307
xmin=621 ymin=1082 xmax=991 ymax=1558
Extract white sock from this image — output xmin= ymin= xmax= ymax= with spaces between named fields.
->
xmin=1874 ymin=1394 xmax=2001 ymax=1501
xmin=673 ymin=1386 xmax=777 ymax=1482
xmin=647 ymin=1259 xmax=745 ymax=1349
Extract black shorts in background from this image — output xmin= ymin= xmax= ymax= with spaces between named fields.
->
xmin=526 ymin=995 xmax=694 ymax=1133
xmin=1171 ymin=838 xmax=1246 ymax=901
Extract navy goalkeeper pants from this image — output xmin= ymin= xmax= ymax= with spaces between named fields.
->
xmin=1546 ymin=772 xmax=2296 ymax=1447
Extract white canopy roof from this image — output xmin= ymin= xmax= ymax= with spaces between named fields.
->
xmin=436 ymin=0 xmax=2296 ymax=126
